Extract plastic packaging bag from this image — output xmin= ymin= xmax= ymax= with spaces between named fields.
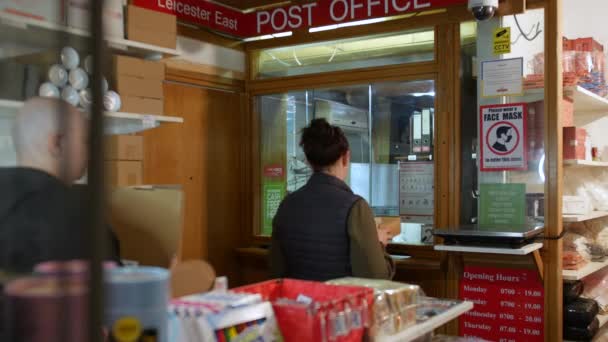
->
xmin=564 ymin=298 xmax=600 ymax=327
xmin=564 ymin=281 xmax=585 ymax=304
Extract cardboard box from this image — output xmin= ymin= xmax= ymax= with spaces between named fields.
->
xmin=114 ymin=55 xmax=165 ymax=80
xmin=121 ymin=96 xmax=163 ymax=115
xmin=114 ymin=75 xmax=163 ymax=99
xmin=563 ymin=127 xmax=587 ymax=160
xmin=126 ymin=5 xmax=176 ymax=49
xmin=0 ymin=0 xmax=65 ymax=24
xmin=563 ymin=97 xmax=574 ymax=127
xmin=67 ymin=0 xmax=124 ymax=38
xmin=105 ymin=135 xmax=143 ymax=161
xmin=105 ymin=161 xmax=142 ymax=187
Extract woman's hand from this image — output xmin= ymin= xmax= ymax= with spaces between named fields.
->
xmin=377 ymin=226 xmax=391 ymax=246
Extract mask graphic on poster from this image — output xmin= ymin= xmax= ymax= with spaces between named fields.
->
xmin=491 ymin=126 xmax=515 ymax=153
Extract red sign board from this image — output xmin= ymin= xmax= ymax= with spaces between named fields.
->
xmin=133 ymin=0 xmax=467 ymax=38
xmin=460 ymin=266 xmax=544 ymax=342
xmin=263 ymin=164 xmax=285 ymax=179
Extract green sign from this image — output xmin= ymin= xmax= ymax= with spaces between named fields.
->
xmin=479 ymin=183 xmax=526 ymax=225
xmin=262 ymin=181 xmax=285 ymax=235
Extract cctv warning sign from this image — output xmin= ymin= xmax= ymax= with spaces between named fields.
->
xmin=480 ymin=103 xmax=528 ymax=172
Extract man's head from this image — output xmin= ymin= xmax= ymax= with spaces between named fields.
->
xmin=495 ymin=126 xmax=513 ymax=144
xmin=12 ymin=97 xmax=88 ymax=184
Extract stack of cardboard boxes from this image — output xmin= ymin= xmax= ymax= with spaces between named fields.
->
xmin=105 ymin=135 xmax=143 ymax=187
xmin=113 ymin=55 xmax=165 ymax=115
xmin=126 ymin=5 xmax=177 ymax=49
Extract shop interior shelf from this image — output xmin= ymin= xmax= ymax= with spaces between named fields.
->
xmin=376 ymin=301 xmax=473 ymax=342
xmin=521 ymin=86 xmax=608 ymax=114
xmin=0 ymin=99 xmax=183 ymax=135
xmin=434 ymin=243 xmax=543 ymax=255
xmin=0 ymin=12 xmax=179 ymax=59
xmin=566 ymin=86 xmax=608 ymax=114
xmin=564 ymin=159 xmax=608 ymax=167
xmin=563 ymin=258 xmax=608 ymax=281
xmin=563 ymin=211 xmax=608 ymax=223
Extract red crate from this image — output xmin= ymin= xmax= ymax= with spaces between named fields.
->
xmin=233 ymin=279 xmax=374 ymax=342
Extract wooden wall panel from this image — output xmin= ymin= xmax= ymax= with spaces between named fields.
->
xmin=142 ymin=81 xmax=245 ymax=285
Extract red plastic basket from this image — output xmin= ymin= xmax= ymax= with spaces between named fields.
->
xmin=233 ymin=279 xmax=374 ymax=342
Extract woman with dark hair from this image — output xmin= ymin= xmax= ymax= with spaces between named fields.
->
xmin=270 ymin=118 xmax=395 ymax=281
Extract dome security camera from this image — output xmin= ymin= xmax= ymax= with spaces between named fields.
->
xmin=468 ymin=0 xmax=499 ymax=21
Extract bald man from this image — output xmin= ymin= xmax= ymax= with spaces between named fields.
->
xmin=0 ymin=97 xmax=120 ymax=273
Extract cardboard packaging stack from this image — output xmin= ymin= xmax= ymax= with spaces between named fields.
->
xmin=105 ymin=135 xmax=143 ymax=187
xmin=563 ymin=127 xmax=588 ymax=161
xmin=126 ymin=4 xmax=177 ymax=49
xmin=113 ymin=55 xmax=165 ymax=115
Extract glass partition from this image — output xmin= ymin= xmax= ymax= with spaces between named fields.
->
xmin=257 ymin=79 xmax=436 ymax=245
xmin=253 ymin=28 xmax=435 ymax=79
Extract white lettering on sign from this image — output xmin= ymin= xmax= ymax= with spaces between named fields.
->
xmin=330 ymin=0 xmax=349 ymax=21
xmin=157 ymin=0 xmax=218 ymax=22
xmin=256 ymin=3 xmax=318 ymax=34
xmin=367 ymin=0 xmax=382 ymax=15
xmin=415 ymin=0 xmax=432 ymax=9
xmin=392 ymin=0 xmax=411 ymax=11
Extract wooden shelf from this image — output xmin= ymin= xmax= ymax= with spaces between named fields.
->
xmin=565 ymin=159 xmax=608 ymax=167
xmin=434 ymin=243 xmax=543 ymax=255
xmin=0 ymin=12 xmax=179 ymax=59
xmin=377 ymin=301 xmax=473 ymax=342
xmin=0 ymin=99 xmax=183 ymax=135
xmin=563 ymin=211 xmax=608 ymax=223
xmin=563 ymin=258 xmax=608 ymax=281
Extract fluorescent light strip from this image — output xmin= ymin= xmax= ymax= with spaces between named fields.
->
xmin=242 ymin=31 xmax=292 ymax=42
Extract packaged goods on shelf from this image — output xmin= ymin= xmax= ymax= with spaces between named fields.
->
xmin=105 ymin=160 xmax=142 ymax=187
xmin=326 ymin=277 xmax=421 ymax=337
xmin=582 ymin=267 xmax=608 ymax=313
xmin=564 ymin=280 xmax=585 ymax=304
xmin=564 ymin=232 xmax=592 ymax=261
xmin=105 ymin=135 xmax=143 ymax=161
xmin=565 ymin=298 xmax=600 ymax=327
xmin=113 ymin=55 xmax=165 ymax=114
xmin=169 ymin=291 xmax=279 ymax=342
xmin=233 ymin=278 xmax=374 ymax=342
xmin=564 ymin=127 xmax=588 ymax=161
xmin=564 ymin=250 xmax=589 ymax=270
xmin=564 ymin=317 xmax=600 ymax=341
xmin=66 ymin=0 xmax=124 ymax=38
xmin=126 ymin=5 xmax=177 ymax=49
xmin=563 ymin=196 xmax=593 ymax=216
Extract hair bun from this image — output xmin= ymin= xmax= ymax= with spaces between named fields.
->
xmin=300 ymin=118 xmax=349 ymax=171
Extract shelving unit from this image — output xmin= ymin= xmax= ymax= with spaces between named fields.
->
xmin=563 ymin=211 xmax=608 ymax=223
xmin=435 ymin=243 xmax=543 ymax=255
xmin=564 ymin=160 xmax=608 ymax=167
xmin=377 ymin=301 xmax=473 ymax=342
xmin=0 ymin=12 xmax=179 ymax=59
xmin=565 ymin=86 xmax=608 ymax=114
xmin=0 ymin=99 xmax=183 ymax=135
xmin=563 ymin=258 xmax=608 ymax=281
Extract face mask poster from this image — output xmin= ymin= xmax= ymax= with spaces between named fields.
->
xmin=480 ymin=103 xmax=528 ymax=172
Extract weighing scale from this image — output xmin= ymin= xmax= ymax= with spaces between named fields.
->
xmin=433 ymin=223 xmax=544 ymax=248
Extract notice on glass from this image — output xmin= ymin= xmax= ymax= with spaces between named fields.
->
xmin=480 ymin=103 xmax=528 ymax=171
xmin=460 ymin=266 xmax=544 ymax=342
xmin=479 ymin=183 xmax=526 ymax=226
xmin=262 ymin=181 xmax=285 ymax=235
xmin=399 ymin=161 xmax=434 ymax=217
xmin=481 ymin=58 xmax=524 ymax=97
